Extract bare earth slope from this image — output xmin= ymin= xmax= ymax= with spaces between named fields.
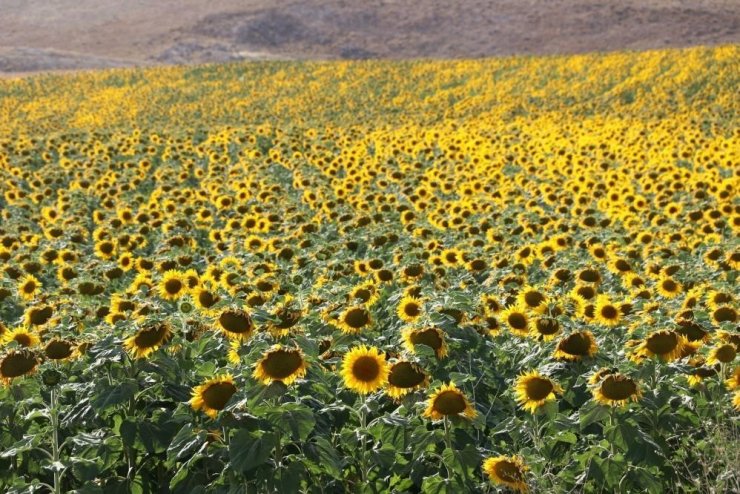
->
xmin=1 ymin=0 xmax=738 ymax=75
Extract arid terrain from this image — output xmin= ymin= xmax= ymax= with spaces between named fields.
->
xmin=1 ymin=0 xmax=739 ymax=75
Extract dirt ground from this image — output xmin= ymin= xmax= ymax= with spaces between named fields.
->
xmin=1 ymin=0 xmax=738 ymax=76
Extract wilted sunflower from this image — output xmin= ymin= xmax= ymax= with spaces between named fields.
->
xmin=593 ymin=295 xmax=622 ymax=327
xmin=482 ymin=455 xmax=528 ymax=493
xmin=159 ymin=270 xmax=187 ymax=301
xmin=190 ymin=374 xmax=237 ymax=418
xmin=514 ymin=371 xmax=563 ymax=413
xmin=592 ymin=373 xmax=641 ymax=407
xmin=501 ymin=306 xmax=530 ymax=338
xmin=397 ymin=296 xmax=423 ymax=323
xmin=17 ymin=274 xmax=41 ymax=301
xmin=385 ymin=360 xmax=428 ymax=399
xmin=253 ymin=345 xmax=307 ymax=386
xmin=216 ymin=308 xmax=255 ymax=341
xmin=637 ymin=330 xmax=686 ymax=362
xmin=553 ymin=331 xmax=598 ymax=361
xmin=402 ymin=326 xmax=448 ymax=358
xmin=2 ymin=327 xmax=41 ymax=348
xmin=336 ymin=306 xmax=372 ymax=334
xmin=0 ymin=349 xmax=39 ymax=385
xmin=423 ymin=382 xmax=476 ymax=420
xmin=340 ymin=345 xmax=389 ymax=394
xmin=123 ymin=322 xmax=173 ymax=358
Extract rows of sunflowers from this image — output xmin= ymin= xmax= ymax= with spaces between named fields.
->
xmin=0 ymin=45 xmax=738 ymax=493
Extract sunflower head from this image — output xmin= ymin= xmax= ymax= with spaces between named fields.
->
xmin=336 ymin=306 xmax=372 ymax=334
xmin=253 ymin=345 xmax=307 ymax=386
xmin=397 ymin=296 xmax=424 ymax=323
xmin=637 ymin=330 xmax=686 ymax=362
xmin=2 ymin=327 xmax=41 ymax=349
xmin=216 ymin=308 xmax=255 ymax=341
xmin=123 ymin=321 xmax=173 ymax=358
xmin=190 ymin=374 xmax=237 ymax=418
xmin=1 ymin=349 xmax=39 ymax=385
xmin=402 ymin=326 xmax=448 ymax=358
xmin=502 ymin=306 xmax=530 ymax=338
xmin=482 ymin=455 xmax=528 ymax=492
xmin=707 ymin=343 xmax=737 ymax=365
xmin=423 ymin=382 xmax=476 ymax=421
xmin=386 ymin=360 xmax=428 ymax=399
xmin=341 ymin=345 xmax=389 ymax=395
xmin=553 ymin=331 xmax=598 ymax=361
xmin=592 ymin=373 xmax=641 ymax=407
xmin=159 ymin=270 xmax=187 ymax=301
xmin=44 ymin=338 xmax=77 ymax=360
xmin=514 ymin=371 xmax=562 ymax=413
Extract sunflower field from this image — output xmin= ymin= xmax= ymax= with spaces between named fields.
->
xmin=0 ymin=44 xmax=738 ymax=493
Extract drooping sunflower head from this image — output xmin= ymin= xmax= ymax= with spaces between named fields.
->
xmin=190 ymin=374 xmax=237 ymax=419
xmin=267 ymin=297 xmax=304 ymax=338
xmin=0 ymin=349 xmax=39 ymax=385
xmin=482 ymin=455 xmax=528 ymax=493
xmin=637 ymin=330 xmax=686 ymax=362
xmin=514 ymin=371 xmax=563 ymax=413
xmin=44 ymin=338 xmax=77 ymax=361
xmin=592 ymin=373 xmax=641 ymax=407
xmin=711 ymin=306 xmax=737 ymax=326
xmin=216 ymin=308 xmax=255 ymax=341
xmin=123 ymin=321 xmax=173 ymax=358
xmin=340 ymin=345 xmax=389 ymax=395
xmin=252 ymin=345 xmax=307 ymax=386
xmin=423 ymin=382 xmax=476 ymax=421
xmin=336 ymin=306 xmax=372 ymax=334
xmin=553 ymin=331 xmax=598 ymax=361
xmin=707 ymin=343 xmax=737 ymax=365
xmin=386 ymin=360 xmax=428 ymax=399
xmin=397 ymin=296 xmax=424 ymax=323
xmin=402 ymin=326 xmax=448 ymax=358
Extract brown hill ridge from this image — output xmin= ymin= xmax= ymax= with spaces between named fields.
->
xmin=1 ymin=0 xmax=739 ymax=75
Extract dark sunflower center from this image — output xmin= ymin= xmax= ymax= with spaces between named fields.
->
xmin=344 ymin=308 xmax=370 ymax=328
xmin=118 ymin=300 xmax=136 ymax=312
xmin=469 ymin=259 xmax=487 ymax=271
xmin=494 ymin=461 xmax=523 ymax=483
xmin=600 ymin=305 xmax=618 ymax=320
xmin=712 ymin=293 xmax=732 ymax=305
xmin=275 ymin=309 xmax=301 ymax=329
xmin=388 ymin=362 xmax=425 ymax=388
xmin=576 ymin=286 xmax=595 ymax=299
xmin=219 ymin=311 xmax=253 ymax=334
xmin=713 ymin=307 xmax=736 ymax=323
xmin=600 ymin=376 xmax=637 ymax=400
xmin=678 ymin=324 xmax=707 ymax=342
xmin=45 ymin=340 xmax=74 ymax=360
xmin=199 ymin=291 xmax=218 ymax=308
xmin=354 ymin=288 xmax=372 ymax=302
xmin=579 ymin=270 xmax=600 ymax=283
xmin=693 ymin=367 xmax=716 ymax=378
xmin=445 ymin=252 xmax=458 ymax=263
xmin=536 ymin=318 xmax=559 ymax=335
xmin=100 ymin=242 xmax=114 ymax=254
xmin=262 ymin=350 xmax=303 ymax=379
xmin=0 ymin=351 xmax=38 ymax=378
xmin=164 ymin=279 xmax=183 ymax=295
xmin=615 ymin=260 xmax=631 ymax=272
xmin=28 ymin=306 xmax=53 ymax=325
xmin=404 ymin=303 xmax=421 ymax=317
xmin=134 ymin=324 xmax=169 ymax=348
xmin=661 ymin=279 xmax=677 ymax=292
xmin=646 ymin=332 xmax=678 ymax=354
xmin=14 ymin=334 xmax=33 ymax=347
xmin=559 ymin=332 xmax=592 ymax=355
xmin=202 ymin=382 xmax=237 ymax=410
xmin=405 ymin=265 xmax=422 ymax=277
xmin=256 ymin=281 xmax=273 ymax=291
xmin=432 ymin=390 xmax=466 ymax=415
xmin=507 ymin=313 xmax=527 ymax=330
xmin=524 ymin=291 xmax=544 ymax=307
xmin=352 ymin=356 xmax=380 ymax=382
xmin=410 ymin=329 xmax=442 ymax=349
xmin=714 ymin=344 xmax=736 ymax=363
xmin=22 ymin=282 xmax=36 ymax=293
xmin=525 ymin=377 xmax=553 ymax=400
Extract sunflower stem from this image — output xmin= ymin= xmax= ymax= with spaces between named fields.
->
xmin=359 ymin=394 xmax=369 ymax=485
xmin=49 ymin=386 xmax=61 ymax=494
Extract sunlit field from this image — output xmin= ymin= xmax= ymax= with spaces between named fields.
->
xmin=0 ymin=45 xmax=738 ymax=493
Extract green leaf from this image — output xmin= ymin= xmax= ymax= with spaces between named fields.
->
xmin=229 ymin=430 xmax=277 ymax=473
xmin=305 ymin=437 xmax=342 ymax=478
xmin=266 ymin=402 xmax=316 ymax=441
xmin=91 ymin=379 xmax=137 ymax=412
xmin=579 ymin=403 xmax=610 ymax=429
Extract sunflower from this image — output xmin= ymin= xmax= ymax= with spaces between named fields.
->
xmin=44 ymin=338 xmax=77 ymax=360
xmin=440 ymin=248 xmax=464 ymax=267
xmin=0 ymin=349 xmax=39 ymax=385
xmin=480 ymin=293 xmax=502 ymax=315
xmin=501 ymin=306 xmax=530 ymax=337
xmin=348 ymin=281 xmax=379 ymax=306
xmin=482 ymin=455 xmax=528 ymax=493
xmin=385 ymin=360 xmax=428 ymax=399
xmin=707 ymin=343 xmax=736 ymax=365
xmin=553 ymin=331 xmax=598 ymax=361
xmin=267 ymin=297 xmax=303 ymax=338
xmin=400 ymin=264 xmax=424 ymax=283
xmin=336 ymin=306 xmax=372 ymax=334
xmin=423 ymin=382 xmax=476 ymax=420
xmin=402 ymin=326 xmax=448 ymax=358
xmin=592 ymin=373 xmax=641 ymax=407
xmin=17 ymin=274 xmax=41 ymax=301
xmin=2 ymin=327 xmax=41 ymax=348
xmin=516 ymin=286 xmax=547 ymax=314
xmin=725 ymin=366 xmax=740 ymax=391
xmin=593 ymin=295 xmax=622 ymax=327
xmin=636 ymin=330 xmax=686 ymax=362
xmin=190 ymin=374 xmax=237 ymax=418
xmin=252 ymin=345 xmax=307 ymax=386
xmin=397 ymin=296 xmax=424 ymax=323
xmin=340 ymin=345 xmax=389 ymax=394
xmin=687 ymin=366 xmax=717 ymax=387
xmin=588 ymin=367 xmax=617 ymax=385
xmin=656 ymin=276 xmax=682 ymax=299
xmin=530 ymin=316 xmax=560 ymax=341
xmin=192 ymin=285 xmax=221 ymax=315
xmin=711 ymin=306 xmax=737 ymax=326
xmin=514 ymin=371 xmax=563 ymax=413
xmin=216 ymin=308 xmax=255 ymax=341
xmin=123 ymin=322 xmax=173 ymax=358
xmin=159 ymin=270 xmax=187 ymax=301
